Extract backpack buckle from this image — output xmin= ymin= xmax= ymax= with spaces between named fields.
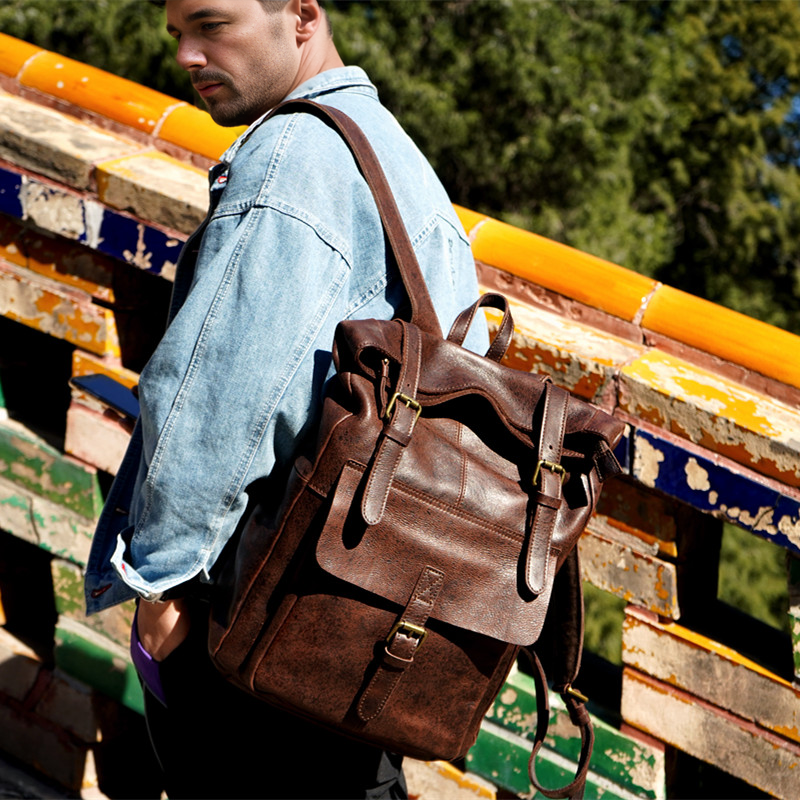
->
xmin=384 ymin=392 xmax=422 ymax=424
xmin=386 ymin=620 xmax=428 ymax=650
xmin=533 ymin=459 xmax=567 ymax=487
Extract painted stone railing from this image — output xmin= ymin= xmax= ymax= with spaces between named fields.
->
xmin=0 ymin=32 xmax=798 ymax=799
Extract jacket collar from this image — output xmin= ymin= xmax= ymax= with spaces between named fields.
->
xmin=220 ymin=67 xmax=377 ymax=164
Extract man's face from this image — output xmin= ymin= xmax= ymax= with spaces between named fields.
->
xmin=166 ymin=0 xmax=299 ymax=127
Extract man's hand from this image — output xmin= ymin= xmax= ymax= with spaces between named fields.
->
xmin=137 ymin=597 xmax=191 ymax=661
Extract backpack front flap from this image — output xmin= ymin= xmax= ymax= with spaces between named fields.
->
xmin=316 ymin=311 xmax=624 ymax=647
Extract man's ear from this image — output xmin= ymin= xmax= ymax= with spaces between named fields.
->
xmin=293 ymin=0 xmax=323 ymax=42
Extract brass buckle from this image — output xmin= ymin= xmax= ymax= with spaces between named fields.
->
xmin=533 ymin=459 xmax=567 ymax=487
xmin=565 ymin=684 xmax=588 ymax=703
xmin=384 ymin=392 xmax=422 ymax=424
xmin=386 ymin=620 xmax=428 ymax=650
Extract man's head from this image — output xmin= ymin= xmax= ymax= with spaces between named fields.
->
xmin=164 ymin=0 xmax=342 ymax=127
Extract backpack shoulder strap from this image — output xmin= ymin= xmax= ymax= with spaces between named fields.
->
xmin=266 ymin=99 xmax=443 ymax=339
xmin=524 ymin=549 xmax=594 ymax=799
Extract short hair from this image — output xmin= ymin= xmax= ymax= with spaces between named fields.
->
xmin=149 ymin=0 xmax=284 ymax=6
xmin=150 ymin=1 xmax=310 ymax=11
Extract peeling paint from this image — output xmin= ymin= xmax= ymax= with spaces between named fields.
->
xmin=0 ymin=425 xmax=103 ymax=518
xmin=0 ymin=265 xmax=119 ymax=356
xmin=685 ymin=458 xmax=711 ymax=492
xmin=604 ymin=750 xmax=660 ymax=796
xmin=634 ymin=436 xmax=665 ymax=487
xmin=23 ymin=183 xmax=85 ymax=240
xmin=631 ymin=427 xmax=800 ymax=554
xmin=122 ymin=222 xmax=153 ymax=269
xmin=500 ymin=688 xmax=517 ymax=705
xmin=546 ymin=711 xmax=579 ymax=744
xmin=722 ymin=505 xmax=779 ymax=536
xmin=83 ymin=199 xmax=105 ymax=250
xmin=485 ymin=302 xmax=641 ymax=401
xmin=622 ymin=352 xmax=800 ymax=486
xmin=161 ymin=260 xmax=177 ymax=282
xmin=0 ymin=475 xmax=93 ymax=564
xmin=780 ymin=516 xmax=800 ymax=549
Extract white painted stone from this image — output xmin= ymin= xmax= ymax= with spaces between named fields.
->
xmin=65 ymin=402 xmax=130 ymax=476
xmin=622 ymin=670 xmax=800 ymax=799
xmin=0 ymin=93 xmax=136 ymax=189
xmin=97 ymin=151 xmax=207 ymax=234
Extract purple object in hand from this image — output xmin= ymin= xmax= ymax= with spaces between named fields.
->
xmin=131 ymin=607 xmax=167 ymax=706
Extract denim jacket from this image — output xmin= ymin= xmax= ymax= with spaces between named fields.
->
xmin=85 ymin=67 xmax=487 ymax=614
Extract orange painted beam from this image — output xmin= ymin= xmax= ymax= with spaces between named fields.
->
xmin=463 ymin=213 xmax=657 ymax=322
xmin=0 ymin=32 xmax=42 ymax=78
xmin=158 ymin=104 xmax=244 ymax=161
xmin=2 ymin=32 xmax=241 ymax=162
xmin=18 ymin=50 xmax=177 ymax=135
xmin=642 ymin=285 xmax=800 ymax=391
xmin=457 ymin=203 xmax=800 ymax=392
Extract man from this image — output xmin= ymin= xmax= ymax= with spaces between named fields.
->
xmin=85 ymin=1 xmax=486 ymax=797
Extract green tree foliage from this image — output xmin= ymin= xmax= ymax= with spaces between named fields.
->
xmin=327 ymin=0 xmax=800 ymax=332
xmin=0 ymin=0 xmax=192 ymax=100
xmin=636 ymin=1 xmax=800 ymax=331
xmin=2 ymin=0 xmax=799 ymax=331
xmin=718 ymin=522 xmax=789 ymax=633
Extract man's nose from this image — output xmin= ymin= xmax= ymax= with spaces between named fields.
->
xmin=175 ymin=38 xmax=207 ymax=71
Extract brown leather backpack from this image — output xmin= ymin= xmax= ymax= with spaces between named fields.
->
xmin=207 ymin=101 xmax=625 ymax=799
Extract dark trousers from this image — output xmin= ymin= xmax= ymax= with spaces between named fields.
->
xmin=141 ymin=608 xmax=407 ymax=799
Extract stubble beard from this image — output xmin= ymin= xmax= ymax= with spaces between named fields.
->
xmin=195 ymin=74 xmax=266 ymax=127
xmin=197 ymin=65 xmax=294 ymax=127
xmin=205 ymin=89 xmax=258 ymax=127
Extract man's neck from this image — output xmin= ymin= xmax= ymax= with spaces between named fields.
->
xmin=290 ymin=42 xmax=345 ymax=97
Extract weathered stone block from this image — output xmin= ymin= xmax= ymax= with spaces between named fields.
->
xmin=0 ymin=92 xmax=137 ymax=190
xmin=622 ymin=668 xmax=800 ymax=799
xmin=96 ymin=150 xmax=207 ymax=235
xmin=623 ymin=606 xmax=799 ymax=743
xmin=579 ymin=526 xmax=680 ymax=618
xmin=620 ymin=350 xmax=800 ymax=488
xmin=20 ymin=178 xmax=100 ymax=243
xmin=0 ymin=625 xmax=42 ymax=701
xmin=65 ymin=401 xmax=130 ymax=476
xmin=0 ymin=475 xmax=95 ymax=564
xmin=52 ymin=557 xmax=135 ymax=649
